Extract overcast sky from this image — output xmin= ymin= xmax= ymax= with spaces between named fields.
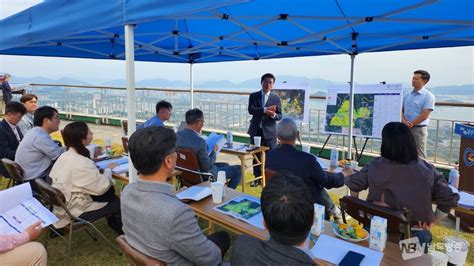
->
xmin=1 ymin=0 xmax=473 ymax=87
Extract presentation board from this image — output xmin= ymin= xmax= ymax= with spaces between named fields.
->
xmin=272 ymin=81 xmax=310 ymax=123
xmin=323 ymin=84 xmax=403 ymax=139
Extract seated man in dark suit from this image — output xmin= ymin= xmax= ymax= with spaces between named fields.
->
xmin=0 ymin=102 xmax=26 ymax=178
xmin=176 ymin=108 xmax=241 ymax=188
xmin=266 ymin=118 xmax=353 ymax=219
xmin=232 ymin=175 xmax=315 ymax=265
xmin=121 ymin=126 xmax=230 ymax=265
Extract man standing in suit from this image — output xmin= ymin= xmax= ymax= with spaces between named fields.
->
xmin=121 ymin=126 xmax=229 ymax=265
xmin=0 ymin=102 xmax=26 ymax=178
xmin=232 ymin=175 xmax=315 ymax=265
xmin=247 ymin=73 xmax=282 ymax=186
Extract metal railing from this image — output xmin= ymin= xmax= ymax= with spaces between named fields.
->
xmin=17 ymin=83 xmax=473 ymax=166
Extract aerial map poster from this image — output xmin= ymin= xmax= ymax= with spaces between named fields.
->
xmin=323 ymin=84 xmax=403 ymax=139
xmin=214 ymin=195 xmax=265 ymax=229
xmin=272 ymin=81 xmax=310 ymax=123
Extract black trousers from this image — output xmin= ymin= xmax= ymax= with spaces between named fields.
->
xmin=207 ymin=231 xmax=230 ymax=258
xmin=79 ymin=187 xmax=123 ymax=235
xmin=250 ymin=128 xmax=276 ymax=178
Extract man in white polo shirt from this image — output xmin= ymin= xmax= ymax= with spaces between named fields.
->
xmin=402 ymin=70 xmax=435 ymax=159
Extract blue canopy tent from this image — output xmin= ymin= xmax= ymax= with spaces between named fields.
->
xmin=1 ymin=0 xmax=473 ymax=180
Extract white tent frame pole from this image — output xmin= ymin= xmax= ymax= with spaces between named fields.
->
xmin=347 ymin=53 xmax=356 ymax=160
xmin=125 ymin=24 xmax=138 ymax=183
xmin=190 ymin=63 xmax=194 ymax=108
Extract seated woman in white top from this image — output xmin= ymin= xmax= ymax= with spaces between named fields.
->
xmin=49 ymin=122 xmax=123 ymax=234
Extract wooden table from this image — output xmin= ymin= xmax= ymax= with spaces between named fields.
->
xmin=221 ymin=144 xmax=269 ymax=193
xmin=188 ymin=182 xmax=431 ymax=265
xmin=112 ymin=169 xmax=182 ymax=184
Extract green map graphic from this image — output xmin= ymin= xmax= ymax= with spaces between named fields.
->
xmin=217 ymin=198 xmax=261 ymax=219
xmin=325 ymin=93 xmax=374 ymax=136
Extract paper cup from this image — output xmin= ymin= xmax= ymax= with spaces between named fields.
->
xmin=430 ymin=250 xmax=449 ymax=266
xmin=86 ymin=145 xmax=96 ymax=159
xmin=445 ymin=236 xmax=469 ymax=265
xmin=104 ymin=138 xmax=112 ymax=147
xmin=217 ymin=171 xmax=226 ymax=184
xmin=254 ymin=136 xmax=261 ymax=147
xmin=302 ymin=144 xmax=311 ymax=153
xmin=211 ymin=182 xmax=224 ymax=204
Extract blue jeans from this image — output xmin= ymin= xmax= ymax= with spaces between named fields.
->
xmin=215 ymin=162 xmax=242 ymax=189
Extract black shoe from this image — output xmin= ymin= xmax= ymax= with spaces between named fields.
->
xmin=250 ymin=180 xmax=261 ymax=187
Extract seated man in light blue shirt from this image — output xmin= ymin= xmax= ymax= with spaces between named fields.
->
xmin=138 ymin=100 xmax=172 ymax=129
xmin=15 ymin=106 xmax=64 ymax=190
xmin=402 ymin=70 xmax=435 ymax=159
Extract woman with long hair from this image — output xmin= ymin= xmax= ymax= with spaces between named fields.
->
xmin=49 ymin=122 xmax=123 ymax=234
xmin=345 ymin=122 xmax=458 ymax=246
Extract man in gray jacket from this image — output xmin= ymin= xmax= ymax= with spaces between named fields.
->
xmin=176 ymin=108 xmax=241 ymax=189
xmin=121 ymin=126 xmax=229 ymax=265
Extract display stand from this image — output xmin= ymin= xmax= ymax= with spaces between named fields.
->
xmin=317 ymin=134 xmax=370 ymax=163
xmin=453 ymin=123 xmax=474 ymax=232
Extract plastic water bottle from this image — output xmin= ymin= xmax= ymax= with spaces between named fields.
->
xmin=226 ymin=131 xmax=233 ymax=144
xmin=104 ymin=138 xmax=113 ymax=156
xmin=330 ymin=148 xmax=339 ymax=167
xmin=448 ymin=168 xmax=460 ymax=189
xmin=217 ymin=171 xmax=226 ymax=197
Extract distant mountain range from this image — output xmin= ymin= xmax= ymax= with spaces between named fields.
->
xmin=11 ymin=75 xmax=474 ymax=96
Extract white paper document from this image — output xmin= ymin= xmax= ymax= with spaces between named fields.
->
xmin=316 ymin=156 xmax=328 ymax=170
xmin=449 ymin=185 xmax=474 ymax=208
xmin=311 ymin=234 xmax=383 ymax=266
xmin=206 ymin=132 xmax=226 ymax=155
xmin=176 ymin=186 xmax=212 ymax=201
xmin=112 ymin=163 xmax=129 ymax=174
xmin=96 ymin=156 xmax=128 ymax=169
xmin=0 ymin=183 xmax=58 ymax=235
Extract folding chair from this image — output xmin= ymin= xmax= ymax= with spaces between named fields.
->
xmin=121 ymin=120 xmax=129 ymax=136
xmin=339 ymin=196 xmax=412 ymax=242
xmin=34 ymin=179 xmax=121 ymax=265
xmin=2 ymin=158 xmax=24 ymax=188
xmin=122 ymin=136 xmax=129 ymax=154
xmin=175 ymin=148 xmax=214 ymax=188
xmin=116 ymin=235 xmax=166 ymax=266
xmin=263 ymin=168 xmax=278 ymax=187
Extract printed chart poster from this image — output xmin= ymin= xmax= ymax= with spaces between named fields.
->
xmin=272 ymin=81 xmax=310 ymax=123
xmin=323 ymin=84 xmax=403 ymax=139
xmin=214 ymin=195 xmax=264 ymax=229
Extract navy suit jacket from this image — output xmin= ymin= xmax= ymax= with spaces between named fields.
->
xmin=0 ymin=119 xmax=23 ymax=177
xmin=247 ymin=90 xmax=282 ymax=140
xmin=266 ymin=144 xmax=344 ymax=205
